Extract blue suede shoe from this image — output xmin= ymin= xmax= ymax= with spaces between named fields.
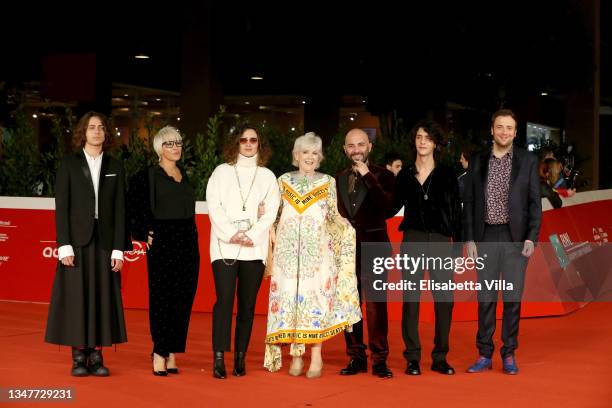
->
xmin=466 ymin=356 xmax=492 ymax=373
xmin=502 ymin=355 xmax=519 ymax=375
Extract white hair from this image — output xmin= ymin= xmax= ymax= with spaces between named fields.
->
xmin=153 ymin=126 xmax=182 ymax=160
xmin=292 ymin=132 xmax=324 ymax=168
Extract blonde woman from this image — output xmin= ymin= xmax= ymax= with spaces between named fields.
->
xmin=264 ymin=133 xmax=361 ymax=378
xmin=128 ymin=126 xmax=199 ymax=376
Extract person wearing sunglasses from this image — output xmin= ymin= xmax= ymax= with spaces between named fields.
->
xmin=127 ymin=126 xmax=199 ymax=376
xmin=206 ymin=124 xmax=280 ymax=379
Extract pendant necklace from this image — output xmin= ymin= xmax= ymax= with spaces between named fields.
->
xmin=419 ymin=168 xmax=434 ymax=201
xmin=234 ymin=165 xmax=258 ymax=211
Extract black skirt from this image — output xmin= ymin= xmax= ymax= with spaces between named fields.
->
xmin=147 ymin=218 xmax=199 ymax=356
xmin=45 ymin=223 xmax=127 ymax=347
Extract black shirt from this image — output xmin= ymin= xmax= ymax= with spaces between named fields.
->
xmin=391 ymin=164 xmax=462 ymax=241
xmin=153 ymin=165 xmax=196 ymax=220
xmin=348 ymin=172 xmax=365 ymax=217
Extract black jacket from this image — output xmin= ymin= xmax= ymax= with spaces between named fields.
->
xmin=55 ymin=151 xmax=129 ymax=251
xmin=462 ymin=147 xmax=542 ymax=243
xmin=336 ymin=164 xmax=396 ymax=243
xmin=391 ymin=164 xmax=462 ymax=242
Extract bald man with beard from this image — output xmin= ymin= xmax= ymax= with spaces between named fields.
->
xmin=336 ymin=129 xmax=396 ymax=378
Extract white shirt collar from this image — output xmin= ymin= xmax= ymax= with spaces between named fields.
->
xmin=83 ymin=148 xmax=103 ymax=161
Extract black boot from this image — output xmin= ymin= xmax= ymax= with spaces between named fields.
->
xmin=233 ymin=352 xmax=246 ymax=377
xmin=87 ymin=349 xmax=110 ymax=377
xmin=71 ymin=348 xmax=89 ymax=377
xmin=213 ymin=351 xmax=226 ymax=379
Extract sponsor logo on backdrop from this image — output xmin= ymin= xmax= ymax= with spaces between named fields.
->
xmin=42 ymin=247 xmax=59 ymax=259
xmin=553 ymin=231 xmax=592 ymax=263
xmin=593 ymin=227 xmax=609 ymax=245
xmin=0 ymin=221 xmax=10 ymax=242
xmin=40 ymin=240 xmax=59 ymax=259
xmin=124 ymin=241 xmax=146 ymax=262
xmin=0 ymin=255 xmax=9 ymax=266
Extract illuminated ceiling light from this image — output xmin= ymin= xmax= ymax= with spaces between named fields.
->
xmin=349 ymin=117 xmax=355 ymax=121
xmin=123 ymin=94 xmax=129 ymax=97
xmin=540 ymin=92 xmax=548 ymax=96
xmin=155 ymin=98 xmax=162 ymax=102
xmin=119 ymin=107 xmax=130 ymax=112
xmin=134 ymin=54 xmax=150 ymax=59
xmin=32 ymin=114 xmax=38 ymax=118
xmin=291 ymin=127 xmax=296 ymax=131
xmin=259 ymin=105 xmax=268 ymax=110
xmin=151 ymin=111 xmax=161 ymax=116
xmin=244 ymin=101 xmax=250 ymax=105
xmin=301 ymin=100 xmax=306 ymax=104
xmin=362 ymin=99 xmax=366 ymax=103
xmin=250 ymin=76 xmax=264 ymax=80
xmin=177 ymin=117 xmax=181 ymax=121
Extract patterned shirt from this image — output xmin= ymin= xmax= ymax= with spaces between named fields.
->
xmin=485 ymin=148 xmax=513 ymax=224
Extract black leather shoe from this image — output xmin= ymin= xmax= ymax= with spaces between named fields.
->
xmin=405 ymin=360 xmax=421 ymax=376
xmin=166 ymin=353 xmax=178 ymax=374
xmin=151 ymin=352 xmax=168 ymax=376
xmin=233 ymin=351 xmax=246 ymax=376
xmin=213 ymin=351 xmax=227 ymax=379
xmin=71 ymin=348 xmax=89 ymax=377
xmin=339 ymin=358 xmax=368 ymax=375
xmin=431 ymin=360 xmax=455 ymax=375
xmin=87 ymin=349 xmax=110 ymax=377
xmin=372 ymin=362 xmax=393 ymax=378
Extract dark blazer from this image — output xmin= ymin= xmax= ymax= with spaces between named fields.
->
xmin=462 ymin=146 xmax=542 ymax=243
xmin=391 ymin=164 xmax=463 ymax=242
xmin=55 ymin=150 xmax=128 ymax=251
xmin=336 ymin=164 xmax=396 ymax=243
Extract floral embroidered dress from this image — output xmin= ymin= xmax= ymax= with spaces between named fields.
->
xmin=264 ymin=172 xmax=361 ymax=372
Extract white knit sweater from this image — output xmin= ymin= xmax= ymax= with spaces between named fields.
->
xmin=206 ymin=154 xmax=280 ymax=263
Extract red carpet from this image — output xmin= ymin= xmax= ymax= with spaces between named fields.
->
xmin=1 ymin=300 xmax=611 ymax=408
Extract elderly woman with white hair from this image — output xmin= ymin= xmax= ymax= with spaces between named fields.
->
xmin=264 ymin=132 xmax=361 ymax=378
xmin=127 ymin=126 xmax=199 ymax=377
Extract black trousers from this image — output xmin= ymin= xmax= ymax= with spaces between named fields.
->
xmin=476 ymin=224 xmax=528 ymax=359
xmin=148 ymin=219 xmax=199 ymax=357
xmin=344 ymin=238 xmax=389 ymax=365
xmin=401 ymin=230 xmax=454 ymax=363
xmin=211 ymin=259 xmax=264 ymax=352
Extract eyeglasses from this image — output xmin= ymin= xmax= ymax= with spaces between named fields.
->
xmin=239 ymin=137 xmax=258 ymax=145
xmin=162 ymin=140 xmax=183 ymax=148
